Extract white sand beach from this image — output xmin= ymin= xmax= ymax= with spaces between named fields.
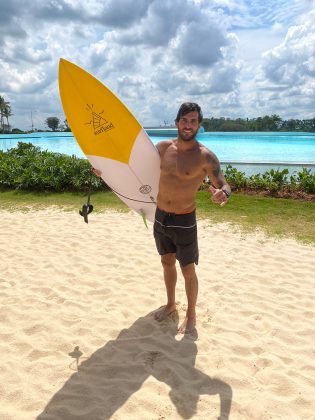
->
xmin=0 ymin=209 xmax=314 ymax=420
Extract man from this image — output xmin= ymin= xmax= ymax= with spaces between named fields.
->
xmin=153 ymin=102 xmax=231 ymax=334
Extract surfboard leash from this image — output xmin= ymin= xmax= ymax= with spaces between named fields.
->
xmin=79 ymin=170 xmax=95 ymax=223
xmin=79 ymin=170 xmax=156 ymax=224
xmin=107 ymin=186 xmax=157 ymax=205
xmin=79 ymin=192 xmax=94 ymax=223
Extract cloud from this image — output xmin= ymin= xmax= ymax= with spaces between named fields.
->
xmin=116 ymin=75 xmax=147 ymax=100
xmin=261 ymin=10 xmax=315 ymax=86
xmin=33 ymin=0 xmax=85 ymax=21
xmin=0 ymin=0 xmax=313 ymax=130
xmin=2 ymin=43 xmax=51 ymax=65
xmin=116 ymin=0 xmax=200 ymax=47
xmin=175 ymin=21 xmax=229 ymax=67
xmin=0 ymin=1 xmax=27 ymax=45
xmin=151 ymin=59 xmax=239 ymax=97
xmin=0 ymin=0 xmax=22 ymax=26
xmin=215 ymin=0 xmax=310 ymax=29
xmin=0 ymin=60 xmax=56 ymax=94
xmin=96 ymin=0 xmax=154 ymax=28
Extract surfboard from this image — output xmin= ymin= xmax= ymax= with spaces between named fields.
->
xmin=58 ymin=58 xmax=160 ymax=223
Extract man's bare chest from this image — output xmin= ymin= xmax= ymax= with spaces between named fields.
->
xmin=161 ymin=149 xmax=205 ymax=178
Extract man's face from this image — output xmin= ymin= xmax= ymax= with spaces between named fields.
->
xmin=176 ymin=111 xmax=200 ymax=142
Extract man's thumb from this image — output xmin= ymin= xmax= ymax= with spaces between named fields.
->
xmin=208 ymin=185 xmax=217 ymax=194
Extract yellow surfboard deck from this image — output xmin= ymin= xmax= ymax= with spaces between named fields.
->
xmin=58 ymin=58 xmax=160 ymax=223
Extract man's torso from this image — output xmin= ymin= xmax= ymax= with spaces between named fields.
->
xmin=157 ymin=140 xmax=209 ymax=213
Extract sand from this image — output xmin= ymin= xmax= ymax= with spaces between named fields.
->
xmin=0 ymin=208 xmax=314 ymax=420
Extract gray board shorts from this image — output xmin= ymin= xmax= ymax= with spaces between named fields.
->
xmin=153 ymin=207 xmax=199 ymax=267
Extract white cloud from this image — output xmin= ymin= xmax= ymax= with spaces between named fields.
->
xmin=262 ymin=13 xmax=315 ymax=85
xmin=248 ymin=10 xmax=315 ymax=118
xmin=0 ymin=0 xmax=314 ymax=130
xmin=96 ymin=0 xmax=153 ymax=28
xmin=115 ymin=0 xmax=200 ymax=47
xmin=175 ymin=21 xmax=228 ymax=67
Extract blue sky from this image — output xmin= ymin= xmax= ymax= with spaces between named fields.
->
xmin=0 ymin=0 xmax=315 ymax=130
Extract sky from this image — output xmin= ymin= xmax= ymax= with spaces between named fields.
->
xmin=0 ymin=0 xmax=315 ymax=131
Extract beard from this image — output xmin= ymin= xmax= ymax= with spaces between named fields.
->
xmin=178 ymin=127 xmax=199 ymax=142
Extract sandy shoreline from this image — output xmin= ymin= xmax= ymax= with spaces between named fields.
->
xmin=1 ymin=209 xmax=314 ymax=419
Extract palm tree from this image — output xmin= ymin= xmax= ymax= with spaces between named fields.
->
xmin=0 ymin=95 xmax=4 ymax=133
xmin=3 ymin=102 xmax=13 ymax=131
xmin=0 ymin=96 xmax=12 ymax=133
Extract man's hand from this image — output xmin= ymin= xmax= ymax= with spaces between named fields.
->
xmin=208 ymin=185 xmax=228 ymax=207
xmin=92 ymin=167 xmax=102 ymax=177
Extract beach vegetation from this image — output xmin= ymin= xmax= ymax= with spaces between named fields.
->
xmin=0 ymin=143 xmax=314 ymax=198
xmin=0 ymin=145 xmax=314 ymax=243
xmin=221 ymin=164 xmax=315 ymax=195
xmin=0 ymin=142 xmax=107 ymax=192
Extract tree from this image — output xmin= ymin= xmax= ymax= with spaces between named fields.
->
xmin=0 ymin=95 xmax=12 ymax=133
xmin=271 ymin=114 xmax=282 ymax=130
xmin=3 ymin=102 xmax=13 ymax=131
xmin=309 ymin=117 xmax=315 ymax=132
xmin=64 ymin=119 xmax=71 ymax=132
xmin=0 ymin=96 xmax=4 ymax=132
xmin=45 ymin=117 xmax=60 ymax=131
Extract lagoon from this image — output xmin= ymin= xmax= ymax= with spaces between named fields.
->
xmin=0 ymin=131 xmax=314 ymax=175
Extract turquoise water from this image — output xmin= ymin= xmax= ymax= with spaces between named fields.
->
xmin=0 ymin=131 xmax=314 ymax=175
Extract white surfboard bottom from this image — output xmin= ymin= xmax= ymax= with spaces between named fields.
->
xmin=87 ymin=129 xmax=160 ymax=223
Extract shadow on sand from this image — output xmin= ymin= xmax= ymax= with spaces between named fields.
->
xmin=37 ymin=310 xmax=232 ymax=419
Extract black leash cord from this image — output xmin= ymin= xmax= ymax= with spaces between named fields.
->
xmin=80 ymin=170 xmax=156 ymax=223
xmin=108 ymin=186 xmax=156 ymax=204
xmin=91 ymin=168 xmax=156 ymax=204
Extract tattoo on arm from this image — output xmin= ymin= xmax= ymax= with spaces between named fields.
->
xmin=211 ymin=164 xmax=220 ymax=178
xmin=206 ymin=155 xmax=220 ymax=178
xmin=205 ymin=152 xmax=223 ymax=186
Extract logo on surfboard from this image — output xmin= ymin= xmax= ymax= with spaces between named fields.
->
xmin=139 ymin=185 xmax=155 ymax=203
xmin=85 ymin=104 xmax=114 ymax=135
xmin=139 ymin=185 xmax=152 ymax=194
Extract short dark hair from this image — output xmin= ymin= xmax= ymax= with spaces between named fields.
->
xmin=175 ymin=102 xmax=203 ymax=123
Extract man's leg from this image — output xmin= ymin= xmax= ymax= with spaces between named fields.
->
xmin=154 ymin=253 xmax=177 ymax=322
xmin=178 ymin=263 xmax=198 ymax=334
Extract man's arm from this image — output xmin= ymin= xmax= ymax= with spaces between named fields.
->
xmin=205 ymin=150 xmax=231 ymax=207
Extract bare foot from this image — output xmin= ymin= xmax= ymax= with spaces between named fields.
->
xmin=154 ymin=303 xmax=176 ymax=322
xmin=178 ymin=314 xmax=196 ymax=334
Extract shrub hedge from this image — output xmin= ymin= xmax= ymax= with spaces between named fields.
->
xmin=0 ymin=142 xmax=314 ymax=195
xmin=0 ymin=142 xmax=107 ymax=192
xmin=223 ymin=164 xmax=315 ymax=194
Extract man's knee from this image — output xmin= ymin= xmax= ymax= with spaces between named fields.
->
xmin=180 ymin=262 xmax=196 ymax=278
xmin=161 ymin=253 xmax=176 ymax=268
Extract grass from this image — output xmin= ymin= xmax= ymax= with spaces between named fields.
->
xmin=0 ymin=189 xmax=127 ymax=212
xmin=197 ymin=191 xmax=315 ymax=244
xmin=0 ymin=189 xmax=314 ymax=245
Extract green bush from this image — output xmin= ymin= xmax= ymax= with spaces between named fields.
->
xmin=247 ymin=168 xmax=289 ymax=192
xmin=223 ymin=164 xmax=248 ymax=189
xmin=290 ymin=168 xmax=315 ymax=194
xmin=0 ymin=142 xmax=314 ymax=195
xmin=0 ymin=142 xmax=107 ymax=192
xmin=223 ymin=165 xmax=314 ymax=194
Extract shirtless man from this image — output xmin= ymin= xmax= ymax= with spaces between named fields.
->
xmin=154 ymin=102 xmax=231 ymax=334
